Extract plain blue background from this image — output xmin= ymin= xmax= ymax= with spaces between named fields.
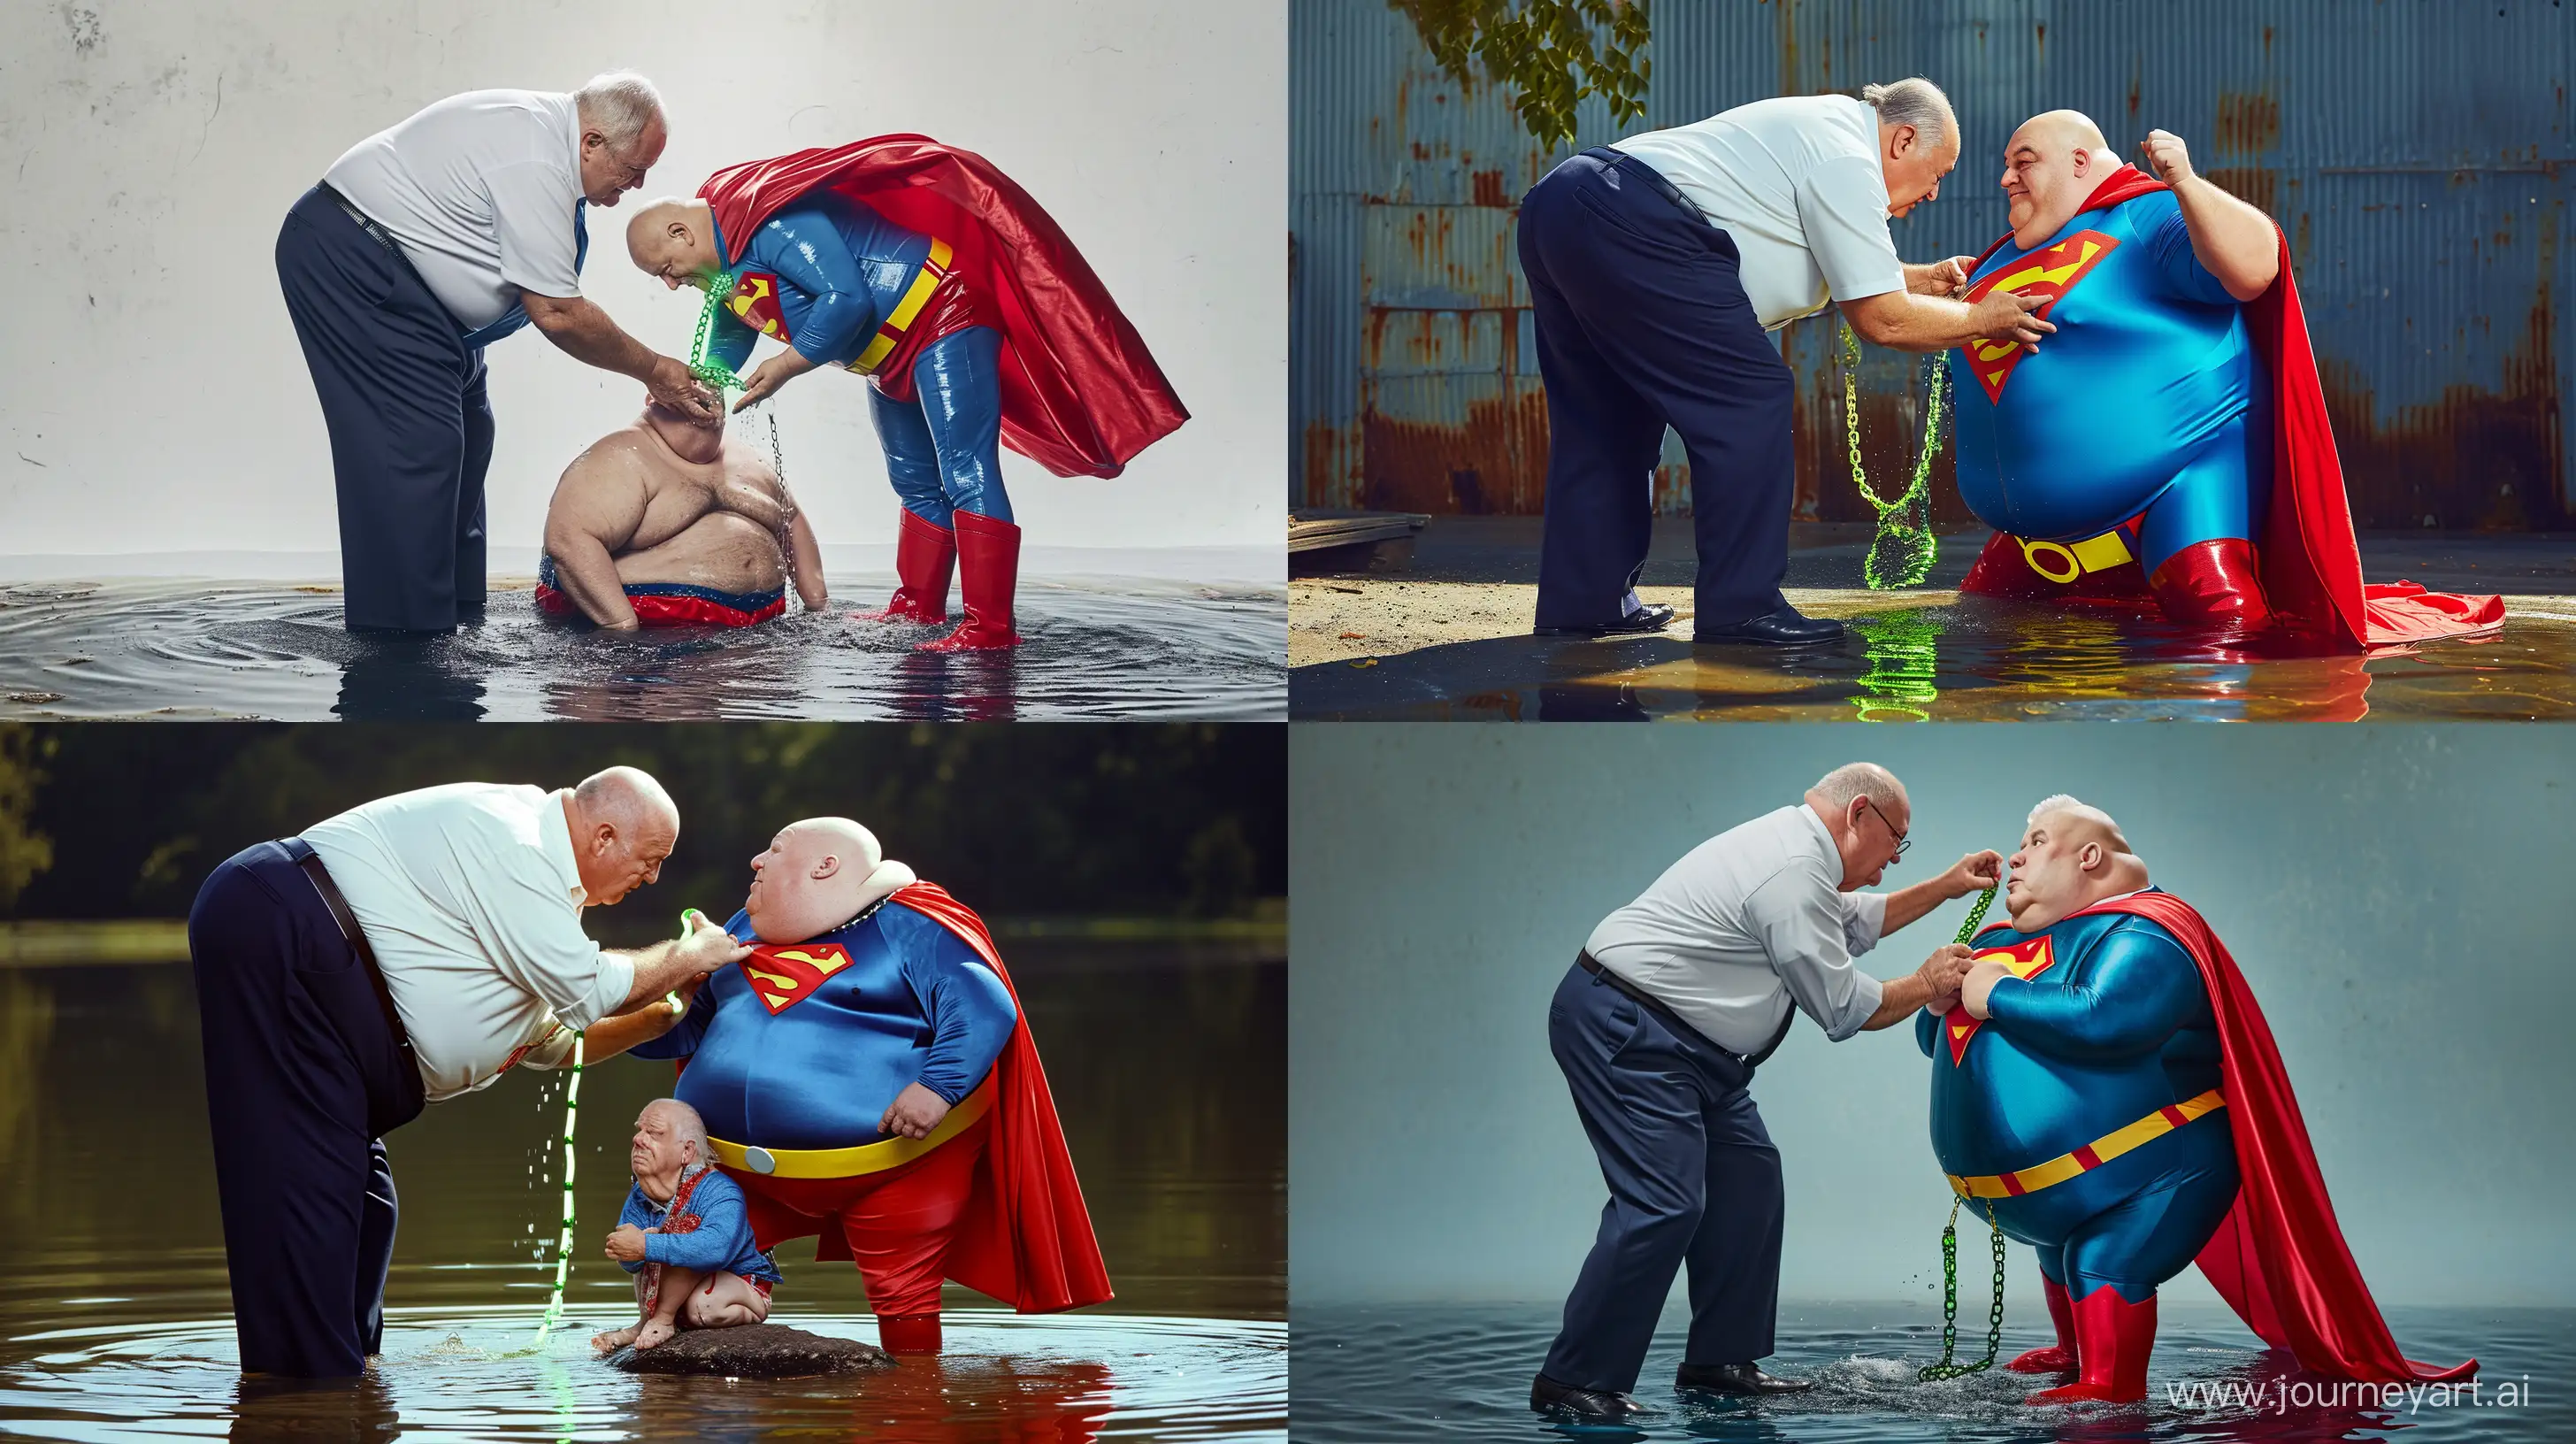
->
xmin=1290 ymin=725 xmax=2573 ymax=1312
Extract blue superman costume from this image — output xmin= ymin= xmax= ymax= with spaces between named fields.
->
xmin=695 ymin=137 xmax=1189 ymax=650
xmin=1918 ymin=888 xmax=2475 ymax=1402
xmin=1946 ymin=165 xmax=2502 ymax=649
xmin=632 ymin=881 xmax=1111 ymax=1353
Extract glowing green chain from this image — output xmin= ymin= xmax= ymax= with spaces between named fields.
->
xmin=687 ymin=273 xmax=745 ymax=394
xmin=1917 ymin=883 xmax=2005 ymax=1381
xmin=1841 ymin=322 xmax=1951 ymax=590
xmin=527 ymin=1033 xmax=584 ymax=1348
xmin=1851 ymin=609 xmax=1944 ymax=723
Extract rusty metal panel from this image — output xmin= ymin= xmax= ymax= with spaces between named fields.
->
xmin=1295 ymin=0 xmax=2574 ymax=525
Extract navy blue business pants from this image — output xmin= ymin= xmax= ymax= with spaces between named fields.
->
xmin=276 ymin=185 xmax=492 ymax=633
xmin=1541 ymin=961 xmax=1786 ymax=1394
xmin=1520 ymin=149 xmax=1799 ymax=633
xmin=189 ymin=839 xmax=420 ymax=1377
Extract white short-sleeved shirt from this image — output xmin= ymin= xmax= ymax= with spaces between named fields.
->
xmin=303 ymin=782 xmax=634 ymax=1102
xmin=324 ymin=89 xmax=587 ymax=332
xmin=1584 ymin=804 xmax=1889 ymax=1053
xmin=1612 ymin=95 xmax=1908 ymax=330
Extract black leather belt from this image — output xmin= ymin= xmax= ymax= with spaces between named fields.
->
xmin=1579 ymin=950 xmax=1797 ymax=1070
xmin=294 ymin=846 xmax=426 ymax=1108
xmin=1584 ymin=146 xmax=1708 ymax=227
xmin=319 ymin=180 xmax=407 ymax=260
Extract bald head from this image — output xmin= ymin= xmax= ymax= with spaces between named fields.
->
xmin=564 ymin=766 xmax=678 ymax=906
xmin=629 ymin=1096 xmax=710 ymax=1195
xmin=2006 ymin=794 xmax=2147 ymax=930
xmin=626 ymin=197 xmax=724 ymax=293
xmin=742 ymin=817 xmax=917 ymax=943
xmin=1806 ymin=763 xmax=1912 ymax=891
xmin=2001 ymin=109 xmax=2129 ymax=247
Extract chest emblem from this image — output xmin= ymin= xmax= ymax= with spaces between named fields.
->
xmin=1944 ymin=934 xmax=2057 ymax=1065
xmin=1957 ymin=230 xmax=2120 ymax=403
xmin=726 ymin=272 xmax=793 ymax=344
xmin=738 ymin=942 xmax=852 ymax=1015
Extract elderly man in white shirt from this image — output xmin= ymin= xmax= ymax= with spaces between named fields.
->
xmin=277 ymin=73 xmax=722 ymax=635
xmin=186 ymin=765 xmax=750 ymax=1378
xmin=1530 ymin=763 xmax=2001 ymax=1422
xmin=1520 ymin=79 xmax=2056 ymax=648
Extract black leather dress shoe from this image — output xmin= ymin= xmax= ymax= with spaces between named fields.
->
xmin=1691 ymin=606 xmax=1845 ymax=647
xmin=1530 ymin=1372 xmax=1647 ymax=1419
xmin=1674 ymin=1361 xmax=1814 ymax=1396
xmin=1536 ymin=603 xmax=1678 ymax=638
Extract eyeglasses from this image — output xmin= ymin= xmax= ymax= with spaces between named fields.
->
xmin=1860 ymin=797 xmax=1912 ymax=860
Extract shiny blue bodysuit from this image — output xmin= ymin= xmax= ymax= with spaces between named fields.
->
xmin=631 ymin=902 xmax=1018 ymax=1151
xmin=709 ymin=197 xmax=1011 ymax=525
xmin=1915 ymin=899 xmax=2240 ymax=1303
xmin=1947 ymin=192 xmax=2271 ymax=576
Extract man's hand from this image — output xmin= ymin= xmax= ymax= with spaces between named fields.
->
xmin=1968 ymin=287 xmax=2057 ymax=348
xmin=674 ymin=912 xmax=752 ymax=977
xmin=1940 ymin=849 xmax=2005 ymax=900
xmin=605 ymin=1224 xmax=649 ymax=1263
xmin=2136 ymin=129 xmax=2196 ymax=187
xmin=878 ymin=1081 xmax=951 ymax=1141
xmin=647 ymin=357 xmax=721 ymax=422
xmin=734 ymin=350 xmax=818 ymax=411
xmin=1906 ymin=256 xmax=1979 ymax=297
xmin=1917 ymin=941 xmax=1975 ymax=995
xmin=1962 ymin=957 xmax=2014 ymax=1019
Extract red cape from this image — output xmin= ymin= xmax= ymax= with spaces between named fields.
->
xmin=1970 ymin=166 xmax=2503 ymax=649
xmin=2005 ymin=892 xmax=2475 ymax=1382
xmin=699 ymin=135 xmax=1188 ymax=480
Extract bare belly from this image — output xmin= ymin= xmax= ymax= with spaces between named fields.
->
xmin=610 ymin=511 xmax=786 ymax=596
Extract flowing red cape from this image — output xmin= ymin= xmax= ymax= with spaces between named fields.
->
xmin=698 ymin=135 xmax=1188 ymax=480
xmin=689 ymin=882 xmax=1113 ymax=1313
xmin=1976 ymin=892 xmax=2473 ymax=1382
xmin=1969 ymin=166 xmax=2503 ymax=649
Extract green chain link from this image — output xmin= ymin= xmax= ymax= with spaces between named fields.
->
xmin=1851 ymin=608 xmax=1945 ymax=723
xmin=1917 ymin=883 xmax=2005 ymax=1381
xmin=1841 ymin=322 xmax=1951 ymax=590
xmin=687 ymin=272 xmax=746 ymax=394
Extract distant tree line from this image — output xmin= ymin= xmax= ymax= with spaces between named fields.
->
xmin=0 ymin=725 xmax=1284 ymax=941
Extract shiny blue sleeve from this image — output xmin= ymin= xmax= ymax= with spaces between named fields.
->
xmin=616 ymin=1186 xmax=654 ymax=1273
xmin=893 ymin=910 xmax=1020 ymax=1103
xmin=642 ymin=1175 xmax=753 ymax=1272
xmin=1914 ymin=1003 xmax=1938 ymax=1058
xmin=755 ymin=208 xmax=878 ymax=365
xmin=2140 ymin=192 xmax=2240 ymax=308
xmin=706 ymin=306 xmax=757 ymax=375
xmin=1982 ymin=924 xmax=2209 ymax=1062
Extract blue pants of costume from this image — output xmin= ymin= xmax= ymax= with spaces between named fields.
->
xmin=189 ymin=839 xmax=416 ymax=1377
xmin=869 ymin=326 xmax=1013 ymax=526
xmin=1542 ymin=962 xmax=1784 ymax=1395
xmin=277 ymin=184 xmax=493 ymax=633
xmin=1521 ymin=149 xmax=1798 ymax=632
xmin=1996 ymin=1111 xmax=2240 ymax=1304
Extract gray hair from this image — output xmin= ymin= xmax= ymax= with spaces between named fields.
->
xmin=1810 ymin=762 xmax=1907 ymax=817
xmin=575 ymin=71 xmax=665 ymax=149
xmin=643 ymin=1097 xmax=712 ymax=1169
xmin=2025 ymin=794 xmax=2128 ymax=848
xmin=1862 ymin=77 xmax=1954 ymax=151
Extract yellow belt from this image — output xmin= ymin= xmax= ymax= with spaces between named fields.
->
xmin=1946 ymin=1089 xmax=2225 ymax=1200
xmin=2016 ymin=528 xmax=2136 ymax=585
xmin=849 ymin=237 xmax=955 ymax=374
xmin=709 ymin=1074 xmax=993 ymax=1180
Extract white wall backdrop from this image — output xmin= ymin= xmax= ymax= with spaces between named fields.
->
xmin=0 ymin=0 xmax=1283 ymax=568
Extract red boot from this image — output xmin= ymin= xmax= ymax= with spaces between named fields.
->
xmin=917 ymin=510 xmax=1022 ymax=651
xmin=857 ymin=509 xmax=956 ymax=625
xmin=2005 ymin=1275 xmax=2081 ymax=1374
xmin=2026 ymin=1286 xmax=2156 ymax=1405
xmin=2148 ymin=537 xmax=2272 ymax=633
xmin=877 ymin=1312 xmax=942 ymax=1355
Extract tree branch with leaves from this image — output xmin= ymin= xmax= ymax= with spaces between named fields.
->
xmin=1393 ymin=0 xmax=1652 ymax=152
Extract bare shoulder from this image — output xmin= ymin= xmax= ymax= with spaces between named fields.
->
xmin=547 ymin=425 xmax=656 ymax=543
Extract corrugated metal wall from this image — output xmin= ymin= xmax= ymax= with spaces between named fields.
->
xmin=1291 ymin=0 xmax=2572 ymax=530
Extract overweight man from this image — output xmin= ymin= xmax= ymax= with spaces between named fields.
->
xmin=277 ymin=73 xmax=721 ymax=634
xmin=1531 ymin=763 xmax=2001 ymax=1421
xmin=187 ymin=767 xmax=753 ymax=1377
xmin=1522 ymin=79 xmax=2055 ymax=646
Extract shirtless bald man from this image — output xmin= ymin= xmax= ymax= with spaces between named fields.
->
xmin=536 ymin=396 xmax=829 ymax=629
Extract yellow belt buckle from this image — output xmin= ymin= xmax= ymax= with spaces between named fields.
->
xmin=851 ymin=238 xmax=955 ymax=374
xmin=2018 ymin=527 xmax=2135 ymax=584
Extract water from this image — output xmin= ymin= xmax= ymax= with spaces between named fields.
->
xmin=0 ymin=572 xmax=1284 ymax=721
xmin=1290 ymin=1302 xmax=2571 ymax=1443
xmin=1291 ymin=592 xmax=2576 ymax=721
xmin=0 ymin=941 xmax=1284 ymax=1439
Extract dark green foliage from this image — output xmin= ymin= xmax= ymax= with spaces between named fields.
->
xmin=1393 ymin=0 xmax=1651 ymax=150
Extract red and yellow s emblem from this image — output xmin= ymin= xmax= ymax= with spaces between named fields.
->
xmin=1944 ymin=934 xmax=2057 ymax=1065
xmin=739 ymin=942 xmax=853 ymax=1015
xmin=726 ymin=272 xmax=794 ymax=345
xmin=1957 ymin=231 xmax=2119 ymax=403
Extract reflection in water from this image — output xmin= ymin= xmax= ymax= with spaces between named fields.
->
xmin=0 ymin=943 xmax=1283 ymax=1438
xmin=0 ymin=575 xmax=1284 ymax=721
xmin=1295 ymin=592 xmax=2573 ymax=721
xmin=1292 ymin=1302 xmax=2565 ymax=1444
